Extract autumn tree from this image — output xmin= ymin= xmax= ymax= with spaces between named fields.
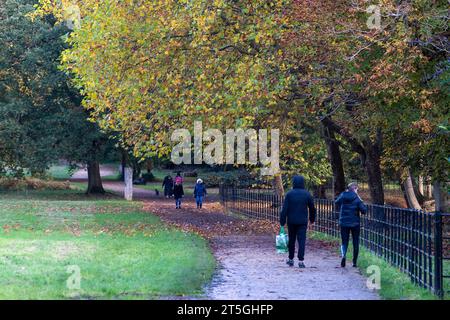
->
xmin=34 ymin=0 xmax=332 ymax=193
xmin=282 ymin=0 xmax=449 ymax=205
xmin=35 ymin=0 xmax=448 ymax=206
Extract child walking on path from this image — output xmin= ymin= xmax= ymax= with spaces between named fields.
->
xmin=193 ymin=178 xmax=207 ymax=208
xmin=173 ymin=180 xmax=184 ymax=209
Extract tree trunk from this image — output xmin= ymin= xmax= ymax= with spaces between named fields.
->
xmin=323 ymin=125 xmax=346 ymax=196
xmin=403 ymin=168 xmax=422 ymax=209
xmin=412 ymin=173 xmax=425 ymax=205
xmin=313 ymin=185 xmax=326 ymax=198
xmin=120 ymin=150 xmax=127 ymax=182
xmin=273 ymin=174 xmax=285 ymax=197
xmin=433 ymin=181 xmax=449 ymax=212
xmin=426 ymin=177 xmax=433 ymax=198
xmin=146 ymin=159 xmax=153 ymax=173
xmin=418 ymin=176 xmax=424 ymax=197
xmin=364 ymin=142 xmax=384 ymax=205
xmin=86 ymin=161 xmax=105 ymax=194
xmin=321 ymin=116 xmax=385 ymax=204
xmin=133 ymin=163 xmax=141 ymax=180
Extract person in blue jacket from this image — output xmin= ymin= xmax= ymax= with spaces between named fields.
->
xmin=193 ymin=178 xmax=207 ymax=208
xmin=280 ymin=175 xmax=316 ymax=268
xmin=335 ymin=182 xmax=367 ymax=268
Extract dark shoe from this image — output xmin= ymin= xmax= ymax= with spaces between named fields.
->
xmin=352 ymin=261 xmax=357 ymax=268
xmin=298 ymin=261 xmax=306 ymax=268
xmin=286 ymin=259 xmax=294 ymax=267
xmin=341 ymin=257 xmax=346 ymax=268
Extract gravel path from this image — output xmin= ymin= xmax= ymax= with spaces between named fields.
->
xmin=70 ymin=165 xmax=117 ymax=180
xmin=207 ymin=235 xmax=379 ymax=300
xmin=72 ymin=172 xmax=380 ymax=300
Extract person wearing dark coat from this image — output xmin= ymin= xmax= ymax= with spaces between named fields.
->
xmin=173 ymin=181 xmax=184 ymax=209
xmin=280 ymin=175 xmax=316 ymax=268
xmin=335 ymin=182 xmax=367 ymax=267
xmin=162 ymin=175 xmax=173 ymax=198
xmin=193 ymin=178 xmax=207 ymax=208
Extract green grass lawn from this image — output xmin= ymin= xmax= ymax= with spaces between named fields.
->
xmin=308 ymin=231 xmax=444 ymax=300
xmin=0 ymin=189 xmax=215 ymax=299
xmin=47 ymin=165 xmax=74 ymax=180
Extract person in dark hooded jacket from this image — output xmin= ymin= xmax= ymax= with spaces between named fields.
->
xmin=162 ymin=175 xmax=173 ymax=198
xmin=335 ymin=182 xmax=367 ymax=267
xmin=173 ymin=180 xmax=184 ymax=209
xmin=280 ymin=175 xmax=316 ymax=268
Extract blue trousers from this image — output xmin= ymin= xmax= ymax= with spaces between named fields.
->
xmin=340 ymin=226 xmax=360 ymax=263
xmin=196 ymin=196 xmax=203 ymax=207
xmin=175 ymin=198 xmax=182 ymax=208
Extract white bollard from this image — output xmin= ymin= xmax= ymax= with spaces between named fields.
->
xmin=124 ymin=167 xmax=133 ymax=201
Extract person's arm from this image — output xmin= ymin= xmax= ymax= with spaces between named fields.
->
xmin=181 ymin=186 xmax=184 ymax=197
xmin=279 ymin=195 xmax=289 ymax=226
xmin=357 ymin=197 xmax=367 ymax=214
xmin=308 ymin=194 xmax=316 ymax=224
xmin=335 ymin=193 xmax=343 ymax=205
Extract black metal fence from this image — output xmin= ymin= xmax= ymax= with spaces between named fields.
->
xmin=219 ymin=186 xmax=448 ymax=298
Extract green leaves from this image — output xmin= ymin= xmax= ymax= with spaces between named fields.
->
xmin=0 ymin=0 xmax=114 ymax=176
xmin=33 ymin=1 xmax=291 ymax=161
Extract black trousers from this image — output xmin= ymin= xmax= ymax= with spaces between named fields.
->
xmin=340 ymin=226 xmax=360 ymax=263
xmin=287 ymin=224 xmax=307 ymax=261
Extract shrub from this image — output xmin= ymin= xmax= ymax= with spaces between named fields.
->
xmin=0 ymin=177 xmax=70 ymax=191
xmin=183 ymin=171 xmax=198 ymax=177
xmin=200 ymin=170 xmax=259 ymax=188
xmin=142 ymin=172 xmax=155 ymax=182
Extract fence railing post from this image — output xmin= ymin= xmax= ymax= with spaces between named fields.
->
xmin=434 ymin=211 xmax=443 ymax=298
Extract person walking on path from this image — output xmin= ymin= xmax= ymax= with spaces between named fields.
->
xmin=193 ymin=178 xmax=207 ymax=208
xmin=173 ymin=180 xmax=184 ymax=209
xmin=280 ymin=175 xmax=316 ymax=268
xmin=335 ymin=182 xmax=367 ymax=268
xmin=162 ymin=174 xmax=174 ymax=198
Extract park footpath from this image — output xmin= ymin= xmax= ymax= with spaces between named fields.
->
xmin=98 ymin=179 xmax=379 ymax=300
